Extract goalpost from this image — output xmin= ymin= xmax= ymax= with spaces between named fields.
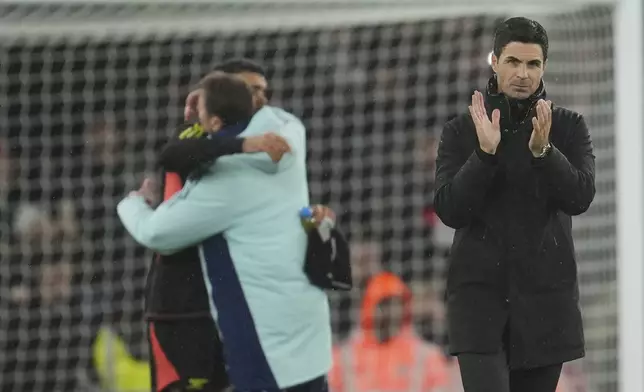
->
xmin=615 ymin=0 xmax=644 ymax=392
xmin=0 ymin=1 xmax=636 ymax=391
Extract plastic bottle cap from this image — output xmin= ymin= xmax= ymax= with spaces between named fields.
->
xmin=299 ymin=207 xmax=314 ymax=219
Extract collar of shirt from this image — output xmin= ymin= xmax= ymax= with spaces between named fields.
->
xmin=208 ymin=121 xmax=249 ymax=139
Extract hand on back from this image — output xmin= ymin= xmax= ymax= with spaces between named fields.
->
xmin=243 ymin=133 xmax=291 ymax=162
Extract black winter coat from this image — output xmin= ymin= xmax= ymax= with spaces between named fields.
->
xmin=434 ymin=77 xmax=595 ymax=369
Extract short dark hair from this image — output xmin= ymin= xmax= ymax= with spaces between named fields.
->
xmin=198 ymin=72 xmax=254 ymax=125
xmin=493 ymin=17 xmax=549 ymax=61
xmin=212 ymin=58 xmax=267 ymax=77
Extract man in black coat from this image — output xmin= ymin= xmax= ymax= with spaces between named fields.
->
xmin=434 ymin=17 xmax=595 ymax=392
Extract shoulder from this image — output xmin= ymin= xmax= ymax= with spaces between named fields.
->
xmin=242 ymin=106 xmax=304 ymax=137
xmin=439 ymin=113 xmax=476 ymax=150
xmin=444 ymin=113 xmax=474 ymax=135
xmin=241 ymin=107 xmax=285 ymax=136
xmin=268 ymin=106 xmax=304 ymax=125
xmin=551 ymin=105 xmax=590 ymax=145
xmin=267 ymin=107 xmax=306 ymax=136
xmin=552 ymin=105 xmax=584 ymax=126
xmin=265 ymin=107 xmax=307 ymax=151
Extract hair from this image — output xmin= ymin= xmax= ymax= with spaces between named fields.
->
xmin=212 ymin=58 xmax=267 ymax=77
xmin=198 ymin=72 xmax=254 ymax=125
xmin=493 ymin=17 xmax=549 ymax=61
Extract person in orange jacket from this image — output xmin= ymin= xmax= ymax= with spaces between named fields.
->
xmin=330 ymin=272 xmax=451 ymax=392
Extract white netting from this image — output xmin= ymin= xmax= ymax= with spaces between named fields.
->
xmin=0 ymin=3 xmax=615 ymax=392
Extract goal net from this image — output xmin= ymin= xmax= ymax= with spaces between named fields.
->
xmin=0 ymin=1 xmax=616 ymax=391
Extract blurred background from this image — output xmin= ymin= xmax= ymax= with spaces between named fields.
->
xmin=0 ymin=0 xmax=627 ymax=391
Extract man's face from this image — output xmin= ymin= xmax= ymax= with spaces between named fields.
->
xmin=492 ymin=42 xmax=545 ymax=99
xmin=235 ymin=71 xmax=269 ymax=111
xmin=373 ymin=296 xmax=405 ymax=342
xmin=197 ymin=89 xmax=222 ymax=132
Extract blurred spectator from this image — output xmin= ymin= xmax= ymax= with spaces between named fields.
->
xmin=84 ymin=119 xmax=124 ymax=168
xmin=351 ymin=240 xmax=384 ymax=286
xmin=13 ymin=203 xmax=56 ymax=244
xmin=13 ymin=200 xmax=78 ymax=245
xmin=92 ymin=327 xmax=151 ymax=392
xmin=414 ymin=134 xmax=439 ymax=182
xmin=2 ymin=197 xmax=83 ymax=391
xmin=330 ymin=272 xmax=450 ymax=392
xmin=9 ymin=200 xmax=78 ymax=304
xmin=417 ymin=134 xmax=453 ymax=257
xmin=2 ymin=118 xmax=147 ymax=391
xmin=74 ymin=119 xmax=149 ymax=364
xmin=39 ymin=261 xmax=73 ymax=306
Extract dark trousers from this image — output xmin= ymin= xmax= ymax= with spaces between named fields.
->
xmin=458 ymin=352 xmax=562 ymax=392
xmin=148 ymin=319 xmax=229 ymax=392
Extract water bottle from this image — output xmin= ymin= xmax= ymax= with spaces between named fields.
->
xmin=299 ymin=206 xmax=334 ymax=242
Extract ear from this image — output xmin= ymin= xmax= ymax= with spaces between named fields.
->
xmin=209 ymin=116 xmax=223 ymax=133
xmin=542 ymin=59 xmax=547 ymax=73
xmin=491 ymin=54 xmax=499 ymax=73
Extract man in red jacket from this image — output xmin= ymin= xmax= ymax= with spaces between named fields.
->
xmin=330 ymin=272 xmax=450 ymax=392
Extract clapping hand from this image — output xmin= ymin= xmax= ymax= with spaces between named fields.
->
xmin=469 ymin=91 xmax=501 ymax=155
xmin=528 ymin=99 xmax=552 ymax=157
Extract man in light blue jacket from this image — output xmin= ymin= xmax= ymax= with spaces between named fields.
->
xmin=118 ymin=73 xmax=332 ymax=391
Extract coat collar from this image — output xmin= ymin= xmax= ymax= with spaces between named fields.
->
xmin=484 ymin=75 xmax=547 ymax=127
xmin=208 ymin=121 xmax=249 ymax=138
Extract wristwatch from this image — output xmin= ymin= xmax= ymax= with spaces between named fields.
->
xmin=536 ymin=143 xmax=552 ymax=159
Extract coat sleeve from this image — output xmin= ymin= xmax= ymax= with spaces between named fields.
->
xmin=533 ymin=114 xmax=596 ymax=216
xmin=158 ymin=136 xmax=244 ymax=177
xmin=117 ymin=176 xmax=236 ymax=255
xmin=433 ymin=119 xmax=499 ymax=228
